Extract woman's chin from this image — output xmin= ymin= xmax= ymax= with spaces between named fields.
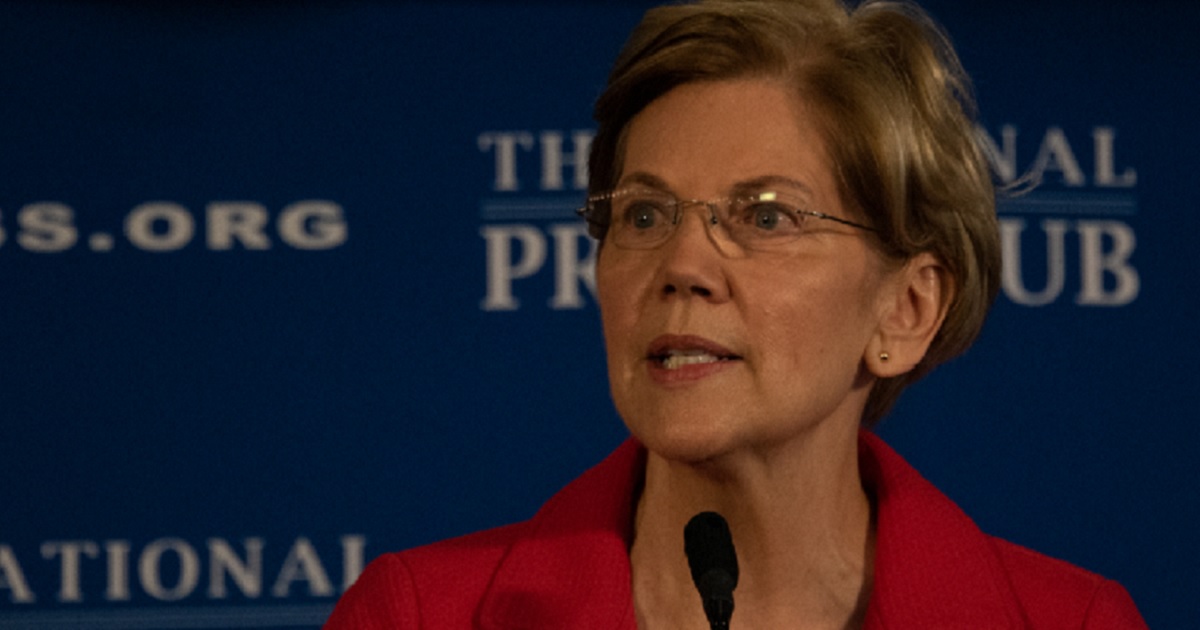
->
xmin=624 ymin=412 xmax=748 ymax=464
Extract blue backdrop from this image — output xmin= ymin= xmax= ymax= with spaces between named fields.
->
xmin=1 ymin=1 xmax=1195 ymax=628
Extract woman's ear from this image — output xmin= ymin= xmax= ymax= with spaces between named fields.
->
xmin=866 ymin=252 xmax=953 ymax=378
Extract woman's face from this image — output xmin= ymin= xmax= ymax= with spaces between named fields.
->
xmin=596 ymin=78 xmax=895 ymax=462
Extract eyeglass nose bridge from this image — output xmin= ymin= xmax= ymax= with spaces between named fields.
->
xmin=664 ymin=198 xmax=743 ymax=255
xmin=670 ymin=198 xmax=721 ymax=227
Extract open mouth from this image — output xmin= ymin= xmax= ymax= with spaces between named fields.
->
xmin=652 ymin=349 xmax=736 ymax=370
xmin=647 ymin=336 xmax=742 ymax=371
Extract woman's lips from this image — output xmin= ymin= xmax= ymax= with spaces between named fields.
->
xmin=645 ymin=334 xmax=741 ymax=383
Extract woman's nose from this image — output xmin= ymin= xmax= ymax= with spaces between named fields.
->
xmin=657 ymin=207 xmax=730 ymax=301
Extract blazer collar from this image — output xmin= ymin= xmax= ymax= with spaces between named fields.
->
xmin=860 ymin=431 xmax=1025 ymax=628
xmin=478 ymin=433 xmax=1025 ymax=629
xmin=477 ymin=440 xmax=644 ymax=630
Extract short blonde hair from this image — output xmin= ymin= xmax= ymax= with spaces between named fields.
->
xmin=588 ymin=0 xmax=1000 ymax=425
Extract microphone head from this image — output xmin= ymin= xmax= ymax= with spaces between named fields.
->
xmin=684 ymin=511 xmax=739 ymax=593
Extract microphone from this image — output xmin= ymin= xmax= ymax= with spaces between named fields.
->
xmin=684 ymin=511 xmax=739 ymax=630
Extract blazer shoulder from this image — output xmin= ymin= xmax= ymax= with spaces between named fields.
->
xmin=324 ymin=553 xmax=419 ymax=629
xmin=325 ymin=521 xmax=532 ymax=629
xmin=401 ymin=520 xmax=530 ymax=578
xmin=989 ymin=537 xmax=1148 ymax=629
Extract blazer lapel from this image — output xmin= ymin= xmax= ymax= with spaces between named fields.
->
xmin=477 ymin=440 xmax=644 ymax=630
xmin=859 ymin=432 xmax=1025 ymax=629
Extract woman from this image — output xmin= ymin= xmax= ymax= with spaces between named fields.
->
xmin=327 ymin=0 xmax=1148 ymax=627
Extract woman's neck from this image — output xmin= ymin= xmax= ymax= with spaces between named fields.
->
xmin=629 ymin=425 xmax=874 ymax=630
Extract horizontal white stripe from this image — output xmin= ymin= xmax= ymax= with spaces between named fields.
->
xmin=0 ymin=604 xmax=333 ymax=629
xmin=480 ymin=196 xmax=583 ymax=220
xmin=998 ymin=193 xmax=1138 ymax=216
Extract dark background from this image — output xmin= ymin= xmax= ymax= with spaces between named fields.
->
xmin=0 ymin=1 xmax=1195 ymax=627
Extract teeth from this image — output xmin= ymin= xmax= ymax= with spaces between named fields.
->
xmin=661 ymin=352 xmax=719 ymax=370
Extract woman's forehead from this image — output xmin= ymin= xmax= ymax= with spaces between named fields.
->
xmin=618 ymin=79 xmax=835 ymax=201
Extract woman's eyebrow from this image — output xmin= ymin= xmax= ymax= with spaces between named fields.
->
xmin=616 ymin=171 xmax=672 ymax=191
xmin=615 ymin=172 xmax=814 ymax=198
xmin=730 ymin=175 xmax=814 ymax=196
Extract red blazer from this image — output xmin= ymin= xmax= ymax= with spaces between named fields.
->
xmin=325 ymin=433 xmax=1147 ymax=629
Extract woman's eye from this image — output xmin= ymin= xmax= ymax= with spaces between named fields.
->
xmin=744 ymin=203 xmax=796 ymax=231
xmin=625 ymin=201 xmax=664 ymax=230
